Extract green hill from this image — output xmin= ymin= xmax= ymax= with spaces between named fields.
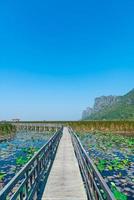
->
xmin=83 ymin=89 xmax=134 ymax=120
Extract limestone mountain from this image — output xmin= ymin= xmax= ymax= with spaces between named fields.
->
xmin=82 ymin=89 xmax=134 ymax=120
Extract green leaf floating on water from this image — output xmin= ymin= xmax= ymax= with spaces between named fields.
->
xmin=78 ymin=131 xmax=133 ymax=199
xmin=97 ymin=159 xmax=107 ymax=172
xmin=16 ymin=147 xmax=39 ymax=166
xmin=22 ymin=147 xmax=38 ymax=154
xmin=108 ymin=165 xmax=113 ymax=170
xmin=111 ymin=183 xmax=127 ymax=200
xmin=16 ymin=156 xmax=30 ymax=166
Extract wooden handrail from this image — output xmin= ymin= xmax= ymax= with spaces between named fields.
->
xmin=70 ymin=127 xmax=115 ymax=200
xmin=0 ymin=128 xmax=63 ymax=200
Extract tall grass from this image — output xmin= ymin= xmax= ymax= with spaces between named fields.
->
xmin=0 ymin=123 xmax=16 ymax=136
xmin=12 ymin=121 xmax=134 ymax=135
xmin=65 ymin=121 xmax=134 ymax=135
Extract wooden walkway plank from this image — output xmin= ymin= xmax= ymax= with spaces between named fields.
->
xmin=42 ymin=127 xmax=87 ymax=200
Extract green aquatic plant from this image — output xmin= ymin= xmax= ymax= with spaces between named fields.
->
xmin=78 ymin=130 xmax=134 ymax=199
xmin=110 ymin=158 xmax=130 ymax=171
xmin=16 ymin=156 xmax=29 ymax=166
xmin=107 ymin=165 xmax=113 ymax=171
xmin=16 ymin=147 xmax=39 ymax=166
xmin=97 ymin=159 xmax=107 ymax=172
xmin=27 ymin=147 xmax=38 ymax=154
xmin=111 ymin=183 xmax=127 ymax=200
xmin=22 ymin=147 xmax=38 ymax=154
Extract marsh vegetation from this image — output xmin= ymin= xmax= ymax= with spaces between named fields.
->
xmin=0 ymin=130 xmax=53 ymax=190
xmin=0 ymin=123 xmax=16 ymax=141
xmin=77 ymin=131 xmax=134 ymax=200
xmin=66 ymin=121 xmax=134 ymax=136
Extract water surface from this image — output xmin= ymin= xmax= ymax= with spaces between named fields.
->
xmin=78 ymin=132 xmax=134 ymax=200
xmin=0 ymin=131 xmax=53 ymax=190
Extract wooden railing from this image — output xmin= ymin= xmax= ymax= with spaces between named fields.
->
xmin=70 ymin=128 xmax=115 ymax=200
xmin=0 ymin=128 xmax=63 ymax=200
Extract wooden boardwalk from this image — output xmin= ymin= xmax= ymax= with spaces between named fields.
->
xmin=42 ymin=127 xmax=87 ymax=200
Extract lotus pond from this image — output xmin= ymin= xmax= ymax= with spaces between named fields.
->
xmin=78 ymin=132 xmax=134 ymax=200
xmin=0 ymin=130 xmax=53 ymax=191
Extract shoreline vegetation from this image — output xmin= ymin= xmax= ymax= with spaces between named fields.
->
xmin=3 ymin=121 xmax=134 ymax=137
xmin=12 ymin=121 xmax=134 ymax=136
xmin=65 ymin=121 xmax=134 ymax=136
xmin=0 ymin=123 xmax=16 ymax=142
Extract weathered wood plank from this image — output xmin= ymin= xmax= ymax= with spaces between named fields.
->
xmin=42 ymin=127 xmax=87 ymax=200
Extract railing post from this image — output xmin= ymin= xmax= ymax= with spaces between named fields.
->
xmin=36 ymin=156 xmax=40 ymax=198
xmin=25 ymin=170 xmax=29 ymax=198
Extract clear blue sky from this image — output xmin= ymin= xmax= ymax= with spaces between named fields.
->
xmin=0 ymin=0 xmax=134 ymax=120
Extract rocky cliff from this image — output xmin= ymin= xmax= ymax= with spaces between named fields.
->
xmin=82 ymin=89 xmax=134 ymax=120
